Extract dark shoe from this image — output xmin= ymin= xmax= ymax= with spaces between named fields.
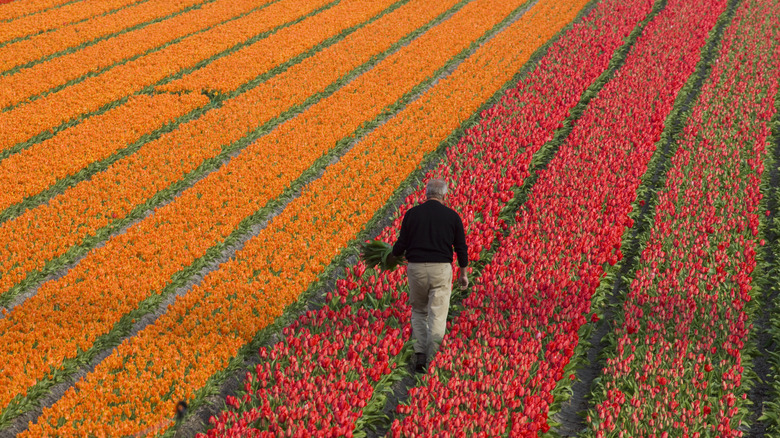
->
xmin=414 ymin=353 xmax=427 ymax=373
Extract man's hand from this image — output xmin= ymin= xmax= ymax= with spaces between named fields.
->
xmin=458 ymin=269 xmax=469 ymax=289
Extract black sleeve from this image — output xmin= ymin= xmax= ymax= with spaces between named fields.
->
xmin=392 ymin=212 xmax=410 ymax=257
xmin=453 ymin=213 xmax=468 ymax=268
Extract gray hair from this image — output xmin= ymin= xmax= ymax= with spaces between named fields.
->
xmin=426 ymin=179 xmax=448 ymax=199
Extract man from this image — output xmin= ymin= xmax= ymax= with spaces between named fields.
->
xmin=391 ymin=178 xmax=469 ymax=373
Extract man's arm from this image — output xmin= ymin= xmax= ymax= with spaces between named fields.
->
xmin=454 ymin=213 xmax=469 ymax=288
xmin=453 ymin=214 xmax=468 ymax=268
xmin=392 ymin=213 xmax=410 ymax=257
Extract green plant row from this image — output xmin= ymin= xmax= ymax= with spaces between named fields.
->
xmin=754 ymin=86 xmax=780 ymax=434
xmin=0 ymin=0 xmax=515 ymax=430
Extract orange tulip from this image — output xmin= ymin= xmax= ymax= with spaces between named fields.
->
xmin=0 ymin=93 xmax=208 ymax=213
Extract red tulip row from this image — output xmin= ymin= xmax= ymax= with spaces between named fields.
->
xmin=200 ymin=0 xmax=658 ymax=433
xmin=747 ymin=7 xmax=780 ymax=433
xmin=390 ymin=0 xmax=729 ymax=434
xmin=587 ymin=0 xmax=780 ymax=435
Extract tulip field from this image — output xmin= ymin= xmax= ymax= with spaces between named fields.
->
xmin=1 ymin=0 xmax=780 ymax=436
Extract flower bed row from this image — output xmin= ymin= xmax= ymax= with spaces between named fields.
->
xmin=0 ymin=0 xmax=211 ymax=74
xmin=0 ymin=0 xmax=147 ymax=44
xmin=0 ymin=0 xmax=529 ymax=427
xmin=0 ymin=93 xmax=208 ymax=213
xmin=587 ymin=0 xmax=780 ymax=435
xmin=0 ymin=0 xmax=423 ymax=222
xmin=390 ymin=0 xmax=730 ymax=434
xmin=0 ymin=0 xmax=451 ymax=305
xmin=22 ymin=0 xmax=585 ymax=434
xmin=0 ymin=0 xmax=325 ymax=150
xmin=0 ymin=0 xmax=69 ymax=21
xmin=201 ymin=0 xmax=657 ymax=433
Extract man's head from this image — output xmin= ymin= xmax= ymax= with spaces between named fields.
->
xmin=426 ymin=179 xmax=448 ymax=201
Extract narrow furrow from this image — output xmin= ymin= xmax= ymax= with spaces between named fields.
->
xmin=22 ymin=0 xmax=582 ymax=435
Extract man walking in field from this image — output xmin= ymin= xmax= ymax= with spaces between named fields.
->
xmin=391 ymin=179 xmax=469 ymax=373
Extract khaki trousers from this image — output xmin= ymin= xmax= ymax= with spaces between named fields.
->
xmin=407 ymin=262 xmax=453 ymax=357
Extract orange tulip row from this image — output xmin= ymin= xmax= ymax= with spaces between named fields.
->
xmin=0 ymin=0 xmax=148 ymax=44
xmin=0 ymin=0 xmax=327 ymax=152
xmin=23 ymin=0 xmax=588 ymax=434
xmin=0 ymin=0 xmax=402 ymax=304
xmin=0 ymin=0 xmax=279 ymax=109
xmin=0 ymin=93 xmax=208 ymax=214
xmin=0 ymin=0 xmax=501 ymax=415
xmin=0 ymin=0 xmax=78 ymax=22
xmin=158 ymin=0 xmax=403 ymax=94
xmin=0 ymin=0 xmax=212 ymax=73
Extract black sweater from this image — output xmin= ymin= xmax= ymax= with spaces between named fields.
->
xmin=392 ymin=200 xmax=468 ymax=268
